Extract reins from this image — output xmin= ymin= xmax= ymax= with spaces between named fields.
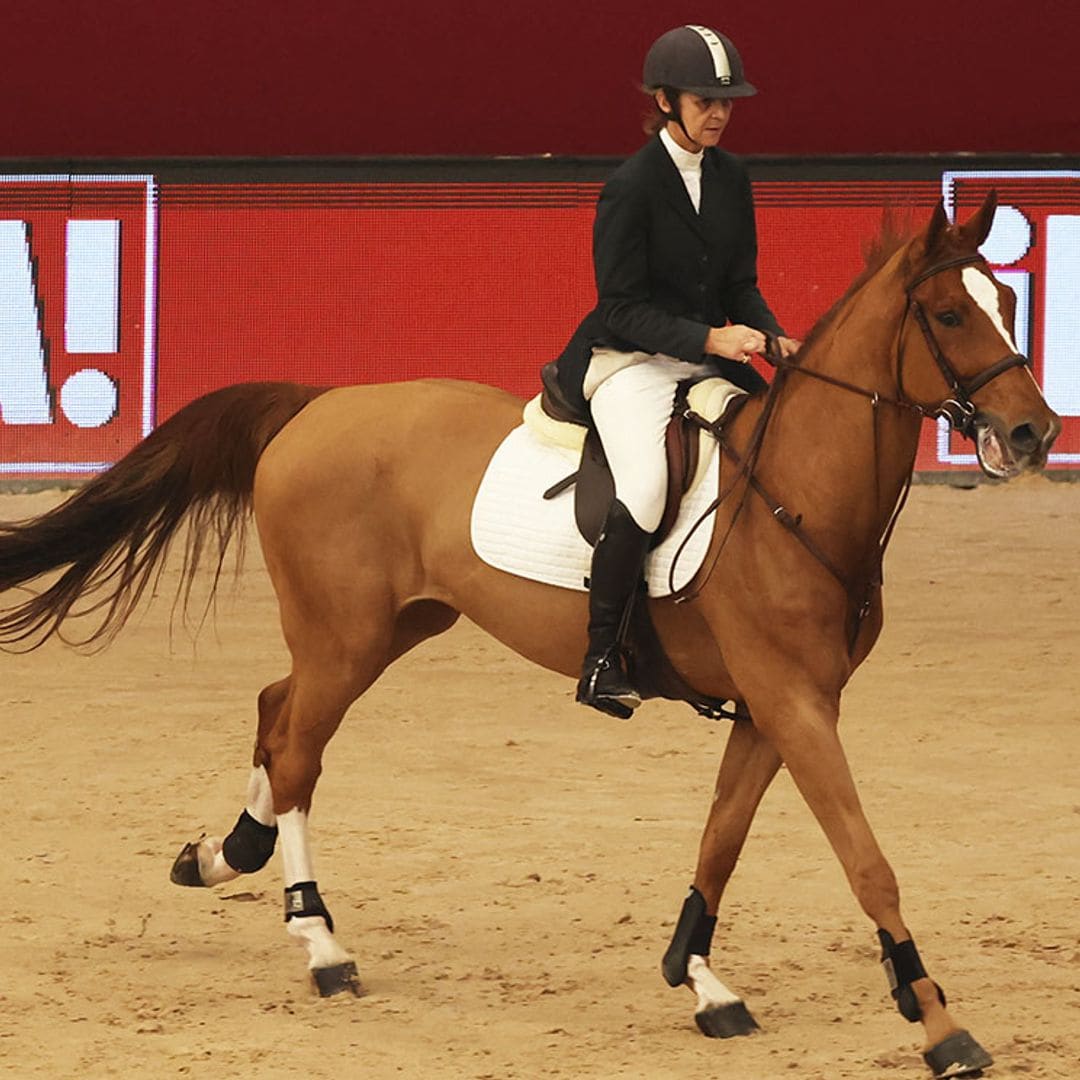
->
xmin=669 ymin=251 xmax=1033 ymax=654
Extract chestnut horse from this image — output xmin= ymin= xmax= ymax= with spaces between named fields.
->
xmin=0 ymin=194 xmax=1059 ymax=1078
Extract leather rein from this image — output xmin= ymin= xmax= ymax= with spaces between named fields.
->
xmin=675 ymin=252 xmax=1032 ymax=653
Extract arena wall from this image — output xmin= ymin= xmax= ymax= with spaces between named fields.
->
xmin=3 ymin=0 xmax=1080 ymax=158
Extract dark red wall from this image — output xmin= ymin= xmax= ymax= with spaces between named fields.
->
xmin=4 ymin=0 xmax=1079 ymax=158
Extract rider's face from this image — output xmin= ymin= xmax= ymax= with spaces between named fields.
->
xmin=658 ymin=91 xmax=733 ymax=152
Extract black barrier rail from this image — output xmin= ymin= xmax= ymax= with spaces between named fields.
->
xmin=1 ymin=153 xmax=1080 ymax=184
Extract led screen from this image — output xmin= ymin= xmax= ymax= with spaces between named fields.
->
xmin=0 ymin=167 xmax=1076 ymax=475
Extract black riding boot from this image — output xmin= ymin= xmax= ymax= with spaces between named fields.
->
xmin=576 ymin=499 xmax=651 ymax=719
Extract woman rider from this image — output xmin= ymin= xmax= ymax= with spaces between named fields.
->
xmin=552 ymin=24 xmax=800 ymax=718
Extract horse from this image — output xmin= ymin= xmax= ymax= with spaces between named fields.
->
xmin=0 ymin=192 xmax=1059 ymax=1079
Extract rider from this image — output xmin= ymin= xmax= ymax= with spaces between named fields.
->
xmin=552 ymin=24 xmax=800 ymax=719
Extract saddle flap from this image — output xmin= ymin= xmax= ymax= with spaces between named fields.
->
xmin=574 ymin=427 xmax=615 ymax=546
xmin=576 ymin=375 xmax=749 ymax=549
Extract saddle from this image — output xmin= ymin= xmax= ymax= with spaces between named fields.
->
xmin=534 ymin=360 xmax=750 ymax=549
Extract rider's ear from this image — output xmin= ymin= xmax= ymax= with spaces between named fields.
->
xmin=958 ymin=189 xmax=998 ymax=249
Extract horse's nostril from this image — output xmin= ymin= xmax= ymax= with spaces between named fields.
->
xmin=1009 ymin=423 xmax=1040 ymax=455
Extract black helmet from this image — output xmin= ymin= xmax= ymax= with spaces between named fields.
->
xmin=643 ymin=25 xmax=757 ymax=99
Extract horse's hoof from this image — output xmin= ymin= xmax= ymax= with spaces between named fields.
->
xmin=923 ymin=1030 xmax=993 ymax=1078
xmin=169 ymin=842 xmax=206 ymax=887
xmin=694 ymin=1000 xmax=761 ymax=1038
xmin=312 ymin=961 xmax=364 ymax=998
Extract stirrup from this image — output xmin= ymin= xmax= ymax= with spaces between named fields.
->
xmin=576 ymin=649 xmax=641 ymax=719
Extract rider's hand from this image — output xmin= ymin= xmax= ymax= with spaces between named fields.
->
xmin=705 ymin=325 xmax=767 ymax=363
xmin=775 ymin=335 xmax=801 ymax=358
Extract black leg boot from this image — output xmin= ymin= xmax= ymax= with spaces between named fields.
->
xmin=576 ymin=499 xmax=652 ymax=719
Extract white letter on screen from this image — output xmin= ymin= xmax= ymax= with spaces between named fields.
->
xmin=0 ymin=219 xmax=51 ymax=424
xmin=1042 ymin=215 xmax=1080 ymax=416
xmin=65 ymin=218 xmax=120 ymax=354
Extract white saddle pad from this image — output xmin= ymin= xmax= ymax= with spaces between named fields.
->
xmin=470 ymin=381 xmax=743 ymax=596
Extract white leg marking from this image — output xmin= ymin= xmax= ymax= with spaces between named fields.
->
xmin=687 ymin=954 xmax=742 ymax=1012
xmin=245 ymin=765 xmax=276 ymax=827
xmin=196 ymin=767 xmax=277 ymax=886
xmin=277 ymin=808 xmax=352 ymax=970
xmin=278 ymin=807 xmax=315 ymax=884
xmin=196 ymin=836 xmax=240 ymax=886
xmin=962 ymin=266 xmax=1019 ymax=353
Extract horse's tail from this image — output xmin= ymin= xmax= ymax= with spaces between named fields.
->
xmin=0 ymin=381 xmax=328 ymax=650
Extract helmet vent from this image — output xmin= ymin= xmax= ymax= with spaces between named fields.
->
xmin=686 ymin=24 xmax=733 ymax=85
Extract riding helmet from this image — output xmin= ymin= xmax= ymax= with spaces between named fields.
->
xmin=643 ymin=25 xmax=757 ymax=98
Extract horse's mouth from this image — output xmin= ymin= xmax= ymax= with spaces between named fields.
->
xmin=974 ymin=419 xmax=1023 ymax=479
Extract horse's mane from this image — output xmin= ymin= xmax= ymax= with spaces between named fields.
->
xmin=795 ymin=207 xmax=919 ymax=356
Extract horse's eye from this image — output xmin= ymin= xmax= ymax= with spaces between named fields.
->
xmin=936 ymin=311 xmax=960 ymax=328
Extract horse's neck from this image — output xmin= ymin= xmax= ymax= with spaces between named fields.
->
xmin=761 ymin=275 xmax=922 ymax=568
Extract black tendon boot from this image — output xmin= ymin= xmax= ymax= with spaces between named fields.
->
xmin=576 ymin=499 xmax=652 ymax=718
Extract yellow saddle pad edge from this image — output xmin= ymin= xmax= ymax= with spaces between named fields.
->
xmin=521 ymin=376 xmax=746 ymax=489
xmin=522 ymin=394 xmax=586 ymax=453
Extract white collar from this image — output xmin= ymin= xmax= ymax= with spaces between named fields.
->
xmin=659 ymin=127 xmax=704 ymax=172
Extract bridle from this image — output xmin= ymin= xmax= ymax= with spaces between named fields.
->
xmin=897 ymin=253 xmax=1031 ymax=438
xmin=674 ymin=250 xmax=1033 ymax=654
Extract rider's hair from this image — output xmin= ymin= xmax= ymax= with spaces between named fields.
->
xmin=642 ymin=85 xmax=681 ymax=136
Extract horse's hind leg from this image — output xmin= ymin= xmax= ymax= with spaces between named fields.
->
xmin=257 ymin=599 xmax=460 ymax=997
xmin=170 ymin=679 xmax=287 ymax=888
xmin=662 ymin=717 xmax=782 ymax=1037
xmin=259 ymin=664 xmax=369 ymax=995
xmin=170 ymin=664 xmax=369 ymax=994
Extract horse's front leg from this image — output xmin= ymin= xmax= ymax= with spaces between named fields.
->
xmin=751 ymin=685 xmax=993 ymax=1079
xmin=662 ymin=717 xmax=782 ymax=1037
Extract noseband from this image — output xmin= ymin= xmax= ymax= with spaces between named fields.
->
xmin=900 ymin=253 xmax=1031 ymax=438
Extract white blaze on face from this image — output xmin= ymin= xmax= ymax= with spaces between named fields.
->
xmin=962 ymin=266 xmax=1019 ymax=353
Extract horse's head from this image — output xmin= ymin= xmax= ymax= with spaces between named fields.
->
xmin=898 ymin=192 xmax=1061 ymax=477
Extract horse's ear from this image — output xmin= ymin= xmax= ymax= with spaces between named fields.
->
xmin=958 ymin=188 xmax=998 ymax=248
xmin=926 ymin=200 xmax=950 ymax=249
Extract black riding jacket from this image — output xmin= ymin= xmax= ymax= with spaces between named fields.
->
xmin=553 ymin=134 xmax=784 ymax=412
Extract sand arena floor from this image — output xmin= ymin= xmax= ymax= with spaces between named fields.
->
xmin=0 ymin=479 xmax=1077 ymax=1080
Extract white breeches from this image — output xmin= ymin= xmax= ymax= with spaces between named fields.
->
xmin=586 ymin=350 xmax=713 ymax=533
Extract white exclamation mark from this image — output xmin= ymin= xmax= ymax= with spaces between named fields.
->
xmin=63 ymin=219 xmax=120 ymax=428
xmin=0 ymin=220 xmax=52 ymax=424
